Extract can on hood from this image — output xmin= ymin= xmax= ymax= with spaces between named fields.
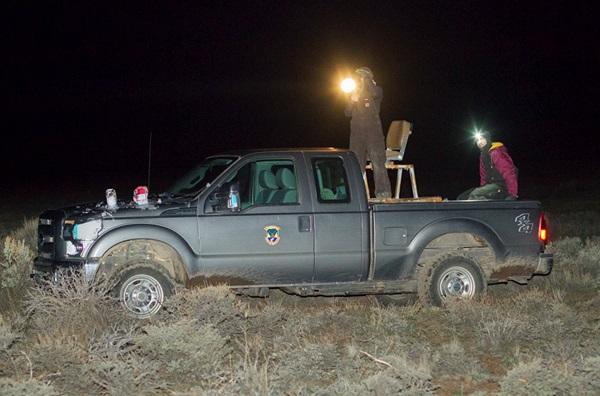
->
xmin=106 ymin=188 xmax=118 ymax=209
xmin=133 ymin=186 xmax=149 ymax=206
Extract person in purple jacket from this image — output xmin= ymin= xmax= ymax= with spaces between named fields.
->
xmin=458 ymin=131 xmax=518 ymax=200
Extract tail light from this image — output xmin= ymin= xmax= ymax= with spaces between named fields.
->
xmin=538 ymin=212 xmax=548 ymax=245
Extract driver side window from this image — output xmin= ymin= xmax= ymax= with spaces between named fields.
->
xmin=205 ymin=159 xmax=298 ymax=213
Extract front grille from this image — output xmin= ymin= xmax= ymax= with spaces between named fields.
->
xmin=37 ymin=210 xmax=65 ymax=260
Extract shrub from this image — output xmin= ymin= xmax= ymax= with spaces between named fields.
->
xmin=0 ymin=315 xmax=22 ymax=378
xmin=324 ymin=354 xmax=434 ymax=395
xmin=431 ymin=338 xmax=484 ymax=379
xmin=578 ymin=356 xmax=600 ymax=393
xmin=245 ymin=300 xmax=288 ymax=344
xmin=368 ymin=305 xmax=414 ymax=334
xmin=85 ymin=357 xmax=165 ymax=396
xmin=88 ymin=324 xmax=137 ymax=360
xmin=26 ymin=337 xmax=91 ymax=395
xmin=0 ymin=315 xmax=20 ymax=352
xmin=134 ymin=320 xmax=232 ymax=389
xmin=554 ymin=237 xmax=600 ymax=272
xmin=498 ymin=359 xmax=587 ymax=395
xmin=0 ymin=236 xmax=34 ymax=314
xmin=195 ymin=351 xmax=274 ymax=396
xmin=1 ymin=236 xmax=33 ymax=289
xmin=0 ymin=378 xmax=58 ymax=396
xmin=547 ymin=211 xmax=600 ymax=239
xmin=156 ymin=286 xmax=248 ymax=338
xmin=0 ymin=219 xmax=38 ymax=316
xmin=24 ymin=269 xmax=128 ymax=346
xmin=577 ymin=238 xmax=600 ymax=279
xmin=553 ymin=237 xmax=584 ymax=260
xmin=479 ymin=314 xmax=525 ymax=350
xmin=9 ymin=218 xmax=38 ymax=253
xmin=273 ymin=342 xmax=342 ymax=387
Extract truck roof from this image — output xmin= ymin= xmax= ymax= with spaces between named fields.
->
xmin=217 ymin=147 xmax=350 ymax=156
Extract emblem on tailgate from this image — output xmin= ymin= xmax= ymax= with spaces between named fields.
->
xmin=264 ymin=225 xmax=282 ymax=246
xmin=514 ymin=213 xmax=534 ymax=234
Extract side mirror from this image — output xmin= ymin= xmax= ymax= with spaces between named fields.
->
xmin=227 ymin=183 xmax=241 ymax=212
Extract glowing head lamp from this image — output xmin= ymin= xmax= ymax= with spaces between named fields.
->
xmin=474 ymin=129 xmax=490 ymax=143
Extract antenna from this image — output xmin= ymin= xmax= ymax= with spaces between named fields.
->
xmin=147 ymin=131 xmax=152 ymax=189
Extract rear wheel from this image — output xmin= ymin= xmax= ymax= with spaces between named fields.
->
xmin=425 ymin=254 xmax=486 ymax=306
xmin=113 ymin=266 xmax=175 ymax=319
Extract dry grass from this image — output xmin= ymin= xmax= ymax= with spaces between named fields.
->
xmin=0 ymin=207 xmax=598 ymax=394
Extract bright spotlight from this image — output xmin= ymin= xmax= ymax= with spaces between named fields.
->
xmin=340 ymin=78 xmax=357 ymax=93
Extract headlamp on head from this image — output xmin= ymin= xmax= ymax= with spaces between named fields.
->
xmin=474 ymin=129 xmax=488 ymax=141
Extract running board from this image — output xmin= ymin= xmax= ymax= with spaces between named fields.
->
xmin=233 ymin=279 xmax=417 ymax=297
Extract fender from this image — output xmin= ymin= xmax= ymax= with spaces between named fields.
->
xmin=86 ymin=224 xmax=197 ymax=272
xmin=376 ymin=218 xmax=506 ymax=280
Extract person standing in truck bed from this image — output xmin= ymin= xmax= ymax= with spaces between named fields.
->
xmin=345 ymin=66 xmax=391 ymax=199
xmin=458 ymin=130 xmax=518 ymax=200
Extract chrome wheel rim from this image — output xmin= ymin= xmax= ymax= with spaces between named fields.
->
xmin=438 ymin=266 xmax=476 ymax=301
xmin=120 ymin=274 xmax=164 ymax=318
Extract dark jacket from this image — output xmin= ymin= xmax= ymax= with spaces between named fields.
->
xmin=479 ymin=142 xmax=518 ymax=197
xmin=344 ymin=79 xmax=383 ymax=119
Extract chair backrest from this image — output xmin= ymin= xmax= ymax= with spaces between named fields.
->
xmin=386 ymin=120 xmax=412 ymax=160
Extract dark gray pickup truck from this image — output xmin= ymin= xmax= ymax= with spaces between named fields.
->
xmin=34 ymin=148 xmax=553 ymax=318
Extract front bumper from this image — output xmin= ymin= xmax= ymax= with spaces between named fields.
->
xmin=534 ymin=252 xmax=553 ymax=275
xmin=32 ymin=256 xmax=100 ymax=283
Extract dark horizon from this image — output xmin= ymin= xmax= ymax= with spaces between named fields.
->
xmin=4 ymin=2 xmax=598 ymax=202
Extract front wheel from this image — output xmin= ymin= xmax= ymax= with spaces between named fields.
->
xmin=113 ymin=267 xmax=175 ymax=319
xmin=426 ymin=255 xmax=486 ymax=306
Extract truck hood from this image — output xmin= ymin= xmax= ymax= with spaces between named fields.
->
xmin=41 ymin=199 xmax=197 ymax=222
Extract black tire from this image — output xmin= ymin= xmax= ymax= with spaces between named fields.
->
xmin=112 ymin=266 xmax=175 ymax=319
xmin=425 ymin=254 xmax=486 ymax=306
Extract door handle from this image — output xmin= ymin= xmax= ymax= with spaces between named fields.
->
xmin=298 ymin=216 xmax=312 ymax=232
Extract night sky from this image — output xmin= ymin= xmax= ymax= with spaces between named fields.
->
xmin=5 ymin=2 xmax=598 ymax=200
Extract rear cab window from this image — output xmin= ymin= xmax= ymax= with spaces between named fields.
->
xmin=312 ymin=157 xmax=351 ymax=203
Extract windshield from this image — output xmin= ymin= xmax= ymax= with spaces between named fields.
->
xmin=166 ymin=156 xmax=237 ymax=196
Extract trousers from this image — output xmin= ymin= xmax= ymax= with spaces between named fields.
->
xmin=457 ymin=183 xmax=508 ymax=200
xmin=350 ymin=116 xmax=391 ymax=198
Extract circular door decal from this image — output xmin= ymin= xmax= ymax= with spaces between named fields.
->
xmin=264 ymin=225 xmax=282 ymax=246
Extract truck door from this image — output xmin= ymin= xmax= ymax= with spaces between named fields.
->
xmin=306 ymin=154 xmax=369 ymax=282
xmin=197 ymin=154 xmax=314 ymax=285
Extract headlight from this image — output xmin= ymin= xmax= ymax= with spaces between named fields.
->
xmin=72 ymin=219 xmax=102 ymax=241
